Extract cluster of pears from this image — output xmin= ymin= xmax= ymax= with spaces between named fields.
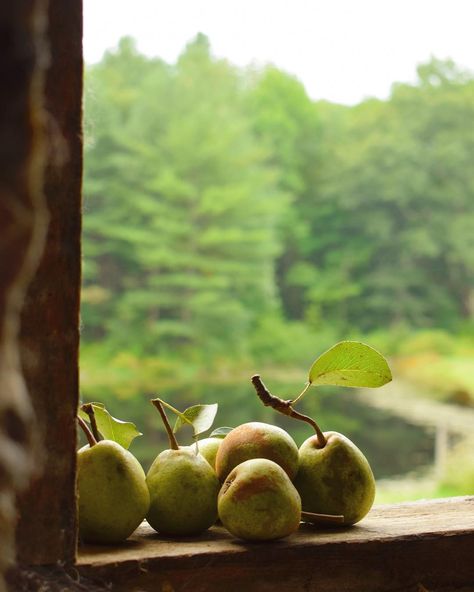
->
xmin=76 ymin=341 xmax=391 ymax=543
xmin=146 ymin=413 xmax=306 ymax=541
xmin=144 ymin=401 xmax=312 ymax=540
xmin=76 ymin=403 xmax=374 ymax=543
xmin=216 ymin=418 xmax=375 ymax=539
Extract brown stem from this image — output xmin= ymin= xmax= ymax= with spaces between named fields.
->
xmin=301 ymin=511 xmax=345 ymax=525
xmin=77 ymin=416 xmax=97 ymax=447
xmin=151 ymin=399 xmax=179 ymax=450
xmin=81 ymin=403 xmax=102 ymax=442
xmin=251 ymin=375 xmax=327 ymax=448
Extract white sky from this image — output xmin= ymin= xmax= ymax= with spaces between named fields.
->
xmin=83 ymin=0 xmax=474 ymax=105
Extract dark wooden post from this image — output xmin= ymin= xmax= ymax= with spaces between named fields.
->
xmin=15 ymin=0 xmax=83 ymax=566
xmin=0 ymin=1 xmax=50 ymax=589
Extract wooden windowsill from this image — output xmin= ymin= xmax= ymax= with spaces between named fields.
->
xmin=77 ymin=496 xmax=474 ymax=592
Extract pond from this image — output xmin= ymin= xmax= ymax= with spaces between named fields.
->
xmin=87 ymin=378 xmax=435 ymax=482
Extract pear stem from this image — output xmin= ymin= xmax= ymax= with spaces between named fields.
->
xmin=301 ymin=511 xmax=345 ymax=525
xmin=251 ymin=375 xmax=327 ymax=448
xmin=151 ymin=399 xmax=180 ymax=450
xmin=77 ymin=416 xmax=97 ymax=447
xmin=155 ymin=398 xmax=195 ymax=430
xmin=81 ymin=403 xmax=102 ymax=442
xmin=290 ymin=382 xmax=311 ymax=406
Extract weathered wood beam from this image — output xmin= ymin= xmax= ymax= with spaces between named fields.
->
xmin=15 ymin=0 xmax=83 ymax=566
xmin=6 ymin=565 xmax=109 ymax=591
xmin=0 ymin=2 xmax=49 ymax=590
xmin=78 ymin=497 xmax=474 ymax=592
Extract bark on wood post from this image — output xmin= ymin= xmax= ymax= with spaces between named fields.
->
xmin=16 ymin=0 xmax=83 ymax=566
xmin=0 ymin=2 xmax=49 ymax=590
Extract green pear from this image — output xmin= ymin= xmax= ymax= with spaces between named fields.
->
xmin=218 ymin=458 xmax=301 ymax=541
xmin=197 ymin=437 xmax=222 ymax=469
xmin=146 ymin=448 xmax=220 ymax=536
xmin=77 ymin=440 xmax=150 ymax=544
xmin=294 ymin=431 xmax=375 ymax=525
xmin=178 ymin=437 xmax=221 ymax=469
xmin=215 ymin=422 xmax=299 ymax=481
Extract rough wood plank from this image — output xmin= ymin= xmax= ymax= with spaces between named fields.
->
xmin=78 ymin=497 xmax=474 ymax=592
xmin=0 ymin=2 xmax=49 ymax=591
xmin=15 ymin=0 xmax=83 ymax=566
xmin=6 ymin=566 xmax=110 ymax=592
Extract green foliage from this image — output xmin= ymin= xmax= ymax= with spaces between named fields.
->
xmin=83 ymin=35 xmax=285 ymax=357
xmin=173 ymin=403 xmax=218 ymax=439
xmin=248 ymin=312 xmax=337 ymax=366
xmin=399 ymin=330 xmax=463 ymax=356
xmin=308 ymin=341 xmax=392 ymax=388
xmin=83 ymin=43 xmax=473 ymax=365
xmin=299 ymin=58 xmax=474 ymax=333
xmin=79 ymin=402 xmax=142 ymax=449
xmin=247 ymin=67 xmax=323 ymax=321
xmin=441 ymin=437 xmax=474 ymax=495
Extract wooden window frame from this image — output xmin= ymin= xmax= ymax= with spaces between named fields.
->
xmin=2 ymin=1 xmax=473 ymax=591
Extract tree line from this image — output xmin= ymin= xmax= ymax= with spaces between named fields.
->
xmin=82 ymin=34 xmax=474 ymax=365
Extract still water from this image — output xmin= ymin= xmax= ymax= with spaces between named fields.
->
xmin=90 ymin=379 xmax=435 ymax=481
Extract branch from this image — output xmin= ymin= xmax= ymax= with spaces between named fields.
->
xmin=251 ymin=375 xmax=327 ymax=448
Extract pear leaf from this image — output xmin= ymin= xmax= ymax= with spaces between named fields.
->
xmin=173 ymin=403 xmax=218 ymax=439
xmin=209 ymin=426 xmax=233 ymax=439
xmin=79 ymin=402 xmax=142 ymax=449
xmin=308 ymin=341 xmax=392 ymax=388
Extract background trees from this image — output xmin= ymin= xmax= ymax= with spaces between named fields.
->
xmin=82 ymin=36 xmax=474 ymax=364
xmin=299 ymin=59 xmax=474 ymax=334
xmin=83 ymin=36 xmax=286 ymax=357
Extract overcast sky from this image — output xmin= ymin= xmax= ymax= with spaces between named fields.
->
xmin=83 ymin=0 xmax=474 ymax=105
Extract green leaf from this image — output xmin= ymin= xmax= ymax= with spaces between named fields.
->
xmin=173 ymin=404 xmax=218 ymax=439
xmin=308 ymin=341 xmax=392 ymax=388
xmin=209 ymin=426 xmax=233 ymax=439
xmin=79 ymin=402 xmax=142 ymax=449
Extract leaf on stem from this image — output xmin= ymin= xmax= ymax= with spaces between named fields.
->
xmin=173 ymin=403 xmax=218 ymax=439
xmin=78 ymin=402 xmax=142 ymax=449
xmin=308 ymin=341 xmax=392 ymax=388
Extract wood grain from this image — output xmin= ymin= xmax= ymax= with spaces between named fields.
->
xmin=78 ymin=496 xmax=474 ymax=592
xmin=0 ymin=1 xmax=49 ymax=590
xmin=15 ymin=0 xmax=83 ymax=566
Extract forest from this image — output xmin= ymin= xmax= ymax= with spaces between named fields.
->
xmin=81 ymin=35 xmax=474 ymax=499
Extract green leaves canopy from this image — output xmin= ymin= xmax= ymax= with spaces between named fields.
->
xmin=82 ymin=35 xmax=285 ymax=357
xmin=82 ymin=39 xmax=474 ymax=363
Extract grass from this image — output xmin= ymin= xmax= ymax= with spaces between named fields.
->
xmin=375 ymin=475 xmax=465 ymax=505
